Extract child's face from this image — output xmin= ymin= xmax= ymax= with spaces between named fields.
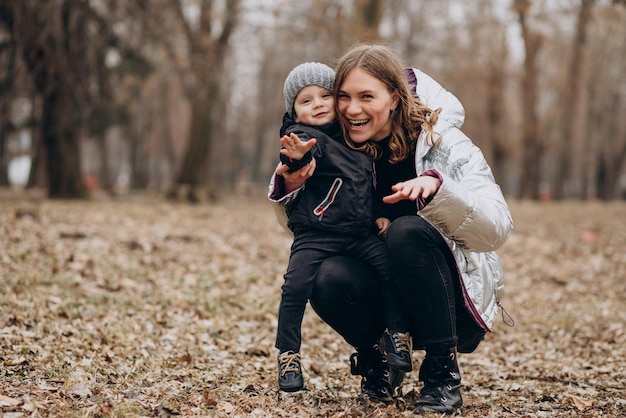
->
xmin=293 ymin=85 xmax=336 ymax=126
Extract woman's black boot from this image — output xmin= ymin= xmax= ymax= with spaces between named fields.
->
xmin=349 ymin=344 xmax=393 ymax=402
xmin=413 ymin=348 xmax=463 ymax=414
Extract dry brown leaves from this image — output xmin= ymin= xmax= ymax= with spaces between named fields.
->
xmin=1 ymin=190 xmax=624 ymax=417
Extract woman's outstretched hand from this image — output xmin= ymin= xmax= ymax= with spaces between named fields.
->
xmin=383 ymin=176 xmax=441 ymax=204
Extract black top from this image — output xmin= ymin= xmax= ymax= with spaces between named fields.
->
xmin=374 ymin=136 xmax=419 ymax=221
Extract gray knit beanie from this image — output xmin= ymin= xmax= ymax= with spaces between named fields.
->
xmin=284 ymin=62 xmax=335 ymax=118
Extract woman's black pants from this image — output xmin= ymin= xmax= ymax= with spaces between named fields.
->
xmin=310 ymin=215 xmax=462 ymax=352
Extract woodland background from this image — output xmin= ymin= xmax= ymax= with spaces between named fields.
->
xmin=0 ymin=0 xmax=625 ymax=201
xmin=1 ymin=2 xmax=626 ymax=417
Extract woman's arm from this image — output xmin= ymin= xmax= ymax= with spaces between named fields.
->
xmin=417 ymin=130 xmax=513 ymax=252
xmin=269 ymin=158 xmax=316 ymax=201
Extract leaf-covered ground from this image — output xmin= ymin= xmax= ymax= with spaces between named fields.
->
xmin=1 ymin=190 xmax=624 ymax=417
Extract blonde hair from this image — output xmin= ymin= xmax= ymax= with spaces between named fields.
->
xmin=333 ymin=44 xmax=441 ymax=163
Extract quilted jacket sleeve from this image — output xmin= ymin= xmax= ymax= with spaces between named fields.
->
xmin=417 ymin=129 xmax=513 ymax=252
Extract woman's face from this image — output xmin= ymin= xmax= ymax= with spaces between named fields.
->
xmin=336 ymin=68 xmax=399 ymax=143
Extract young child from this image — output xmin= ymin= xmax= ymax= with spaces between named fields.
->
xmin=272 ymin=62 xmax=413 ymax=393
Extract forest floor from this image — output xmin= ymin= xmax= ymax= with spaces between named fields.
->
xmin=0 ymin=189 xmax=624 ymax=417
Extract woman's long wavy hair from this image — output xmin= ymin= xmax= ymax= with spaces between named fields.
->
xmin=333 ymin=44 xmax=441 ymax=163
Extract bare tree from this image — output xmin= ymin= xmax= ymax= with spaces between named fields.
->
xmin=552 ymin=0 xmax=596 ymax=199
xmin=600 ymin=94 xmax=626 ymax=198
xmin=10 ymin=0 xmax=89 ymax=198
xmin=164 ymin=0 xmax=241 ymax=203
xmin=6 ymin=0 xmax=141 ymax=198
xmin=584 ymin=3 xmax=626 ymax=199
xmin=436 ymin=1 xmax=513 ymax=189
xmin=0 ymin=3 xmax=16 ymax=186
xmin=486 ymin=35 xmax=511 ymax=190
xmin=515 ymin=0 xmax=544 ymax=200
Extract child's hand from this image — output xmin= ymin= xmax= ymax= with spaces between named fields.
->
xmin=376 ymin=217 xmax=391 ymax=237
xmin=383 ymin=176 xmax=441 ymax=204
xmin=280 ymin=133 xmax=316 ymax=161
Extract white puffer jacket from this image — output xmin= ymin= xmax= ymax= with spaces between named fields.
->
xmin=270 ymin=68 xmax=513 ymax=331
xmin=407 ymin=68 xmax=513 ymax=331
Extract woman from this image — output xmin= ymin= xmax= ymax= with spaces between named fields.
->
xmin=270 ymin=44 xmax=512 ymax=415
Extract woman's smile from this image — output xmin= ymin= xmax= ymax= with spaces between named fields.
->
xmin=348 ymin=118 xmax=369 ymax=127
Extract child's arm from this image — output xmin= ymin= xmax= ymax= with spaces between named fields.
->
xmin=375 ymin=217 xmax=391 ymax=237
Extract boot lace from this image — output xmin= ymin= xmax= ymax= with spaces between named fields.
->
xmin=278 ymin=351 xmax=302 ymax=376
xmin=391 ymin=331 xmax=412 ymax=354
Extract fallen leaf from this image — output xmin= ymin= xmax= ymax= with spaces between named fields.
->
xmin=0 ymin=394 xmax=21 ymax=407
xmin=563 ymin=394 xmax=595 ymax=411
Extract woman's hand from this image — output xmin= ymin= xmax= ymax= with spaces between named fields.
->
xmin=383 ymin=175 xmax=441 ymax=204
xmin=276 ymin=158 xmax=316 ymax=193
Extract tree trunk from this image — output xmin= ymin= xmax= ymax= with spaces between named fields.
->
xmin=608 ymin=133 xmax=626 ymax=199
xmin=96 ymin=132 xmax=112 ymax=191
xmin=599 ymin=93 xmax=626 ymax=199
xmin=167 ymin=0 xmax=240 ymax=202
xmin=516 ymin=0 xmax=543 ymax=200
xmin=552 ymin=0 xmax=595 ymax=199
xmin=351 ymin=0 xmax=383 ymax=41
xmin=158 ymin=76 xmax=176 ymax=168
xmin=0 ymin=3 xmax=16 ymax=186
xmin=41 ymin=80 xmax=85 ymax=198
xmin=486 ymin=36 xmax=509 ymax=189
xmin=27 ymin=114 xmax=47 ymax=189
xmin=171 ymin=79 xmax=216 ymax=202
xmin=0 ymin=100 xmax=9 ymax=186
xmin=11 ymin=0 xmax=95 ymax=198
xmin=131 ymin=94 xmax=150 ymax=189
